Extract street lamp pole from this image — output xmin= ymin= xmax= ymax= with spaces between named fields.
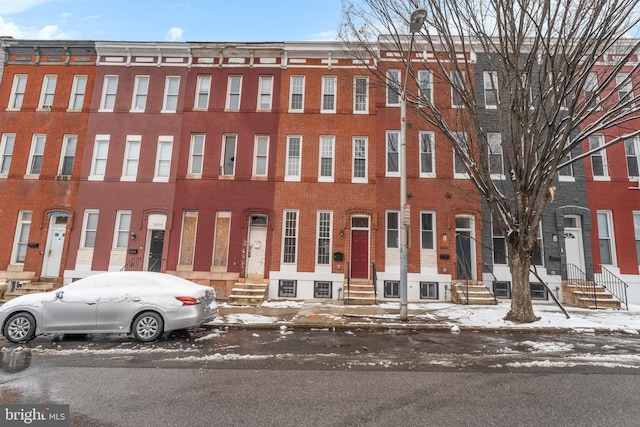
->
xmin=400 ymin=9 xmax=427 ymax=321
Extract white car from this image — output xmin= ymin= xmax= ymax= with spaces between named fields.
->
xmin=0 ymin=272 xmax=217 ymax=343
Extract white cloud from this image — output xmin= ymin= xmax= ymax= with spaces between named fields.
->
xmin=0 ymin=16 xmax=73 ymax=39
xmin=0 ymin=16 xmax=23 ymax=37
xmin=307 ymin=30 xmax=339 ymax=41
xmin=0 ymin=0 xmax=55 ymax=15
xmin=165 ymin=27 xmax=184 ymax=42
xmin=36 ymin=24 xmax=72 ymax=39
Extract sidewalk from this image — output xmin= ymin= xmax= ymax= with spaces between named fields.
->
xmin=210 ymin=300 xmax=640 ymax=334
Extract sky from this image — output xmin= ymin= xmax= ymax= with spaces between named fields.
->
xmin=0 ymin=0 xmax=344 ymax=42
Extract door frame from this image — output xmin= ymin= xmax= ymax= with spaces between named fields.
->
xmin=350 ymin=215 xmax=370 ymax=280
xmin=455 ymin=215 xmax=476 ymax=280
xmin=42 ymin=214 xmax=68 ymax=278
xmin=247 ymin=214 xmax=268 ymax=279
xmin=564 ymin=214 xmax=586 ymax=272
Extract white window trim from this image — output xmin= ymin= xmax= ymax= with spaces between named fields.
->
xmin=597 ymin=210 xmax=617 ymax=266
xmin=353 ymin=76 xmax=369 ymax=114
xmin=386 ymin=130 xmax=400 ymax=177
xmin=252 ymin=135 xmax=269 ymax=178
xmin=57 ymin=134 xmax=77 ymax=177
xmin=386 ymin=210 xmax=400 ymax=249
xmin=188 ymin=134 xmax=205 ymax=177
xmin=162 ymin=76 xmax=180 ymax=113
xmin=451 ymin=71 xmax=465 ymax=108
xmin=11 ymin=211 xmax=32 ymax=264
xmin=8 ymin=74 xmax=27 ymax=110
xmin=419 ymin=131 xmax=436 ymax=178
xmin=26 ymin=134 xmax=46 ymax=177
xmin=81 ymin=210 xmax=99 ymax=249
xmin=225 ymin=75 xmax=242 ymax=111
xmin=99 ymin=75 xmax=118 ymax=112
xmin=315 ymin=210 xmax=333 ymax=268
xmin=386 ymin=69 xmax=401 ymax=107
xmin=289 ymin=75 xmax=305 ymax=113
xmin=179 ymin=211 xmax=199 ymax=264
xmin=420 ymin=211 xmax=436 ymax=250
xmin=321 ymin=76 xmax=337 ymax=113
xmin=1 ymin=133 xmax=16 ymax=177
xmin=418 ymin=70 xmax=433 ymax=106
xmin=483 ymin=71 xmax=498 ymax=109
xmin=131 ymin=75 xmax=150 ymax=113
xmin=318 ymin=135 xmax=335 ymax=182
xmin=257 ymin=75 xmax=273 ymax=111
xmin=194 ymin=75 xmax=211 ymax=110
xmin=285 ymin=135 xmax=302 ymax=182
xmin=121 ymin=135 xmax=141 ymax=181
xmin=89 ymin=135 xmax=110 ymax=181
xmin=352 ymin=136 xmax=368 ymax=183
xmin=153 ymin=136 xmax=173 ymax=182
xmin=590 ymin=134 xmax=610 ymax=181
xmin=38 ymin=74 xmax=57 ymax=110
xmin=488 ymin=132 xmax=505 ymax=179
xmin=281 ymin=210 xmax=299 ymax=265
xmin=454 ymin=132 xmax=470 ymax=179
xmin=625 ymin=136 xmax=640 ymax=181
xmin=68 ymin=75 xmax=87 ymax=111
xmin=113 ymin=210 xmax=132 ymax=250
xmin=220 ymin=134 xmax=237 ymax=177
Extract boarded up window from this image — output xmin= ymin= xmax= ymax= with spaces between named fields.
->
xmin=213 ymin=212 xmax=231 ymax=267
xmin=179 ymin=211 xmax=198 ymax=265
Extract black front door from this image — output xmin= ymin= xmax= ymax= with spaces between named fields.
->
xmin=148 ymin=230 xmax=164 ymax=272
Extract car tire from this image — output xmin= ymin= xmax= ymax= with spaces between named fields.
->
xmin=132 ymin=311 xmax=164 ymax=342
xmin=4 ymin=312 xmax=36 ymax=343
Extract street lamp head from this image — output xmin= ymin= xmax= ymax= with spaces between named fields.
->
xmin=409 ymin=8 xmax=427 ymax=33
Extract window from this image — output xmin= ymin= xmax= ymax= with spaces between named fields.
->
xmin=483 ymin=71 xmax=498 ymax=108
xmin=317 ymin=211 xmax=332 ymax=265
xmin=189 ymin=134 xmax=205 ymax=176
xmin=625 ymin=137 xmax=640 ymax=179
xmin=194 ymin=75 xmax=211 ymax=110
xmin=384 ymin=281 xmax=399 ymax=298
xmin=213 ymin=211 xmax=231 ymax=267
xmin=488 ymin=133 xmax=504 ymax=177
xmin=420 ymin=212 xmax=435 ymax=250
xmin=352 ymin=137 xmax=368 ymax=182
xmin=419 ymin=132 xmax=435 ymax=177
xmin=321 ymin=76 xmax=336 ymax=113
xmin=58 ymin=135 xmax=77 ymax=176
xmin=285 ymin=136 xmax=301 ymax=181
xmin=81 ymin=210 xmax=99 ymax=248
xmin=386 ymin=211 xmax=400 ymax=249
xmin=386 ymin=69 xmax=400 ymax=106
xmin=11 ymin=211 xmax=32 ymax=264
xmin=282 ymin=210 xmax=298 ymax=264
xmin=131 ymin=76 xmax=149 ymax=112
xmin=9 ymin=75 xmax=27 ymax=109
xmin=419 ymin=70 xmax=433 ymax=105
xmin=532 ymin=223 xmax=544 ymax=266
xmin=221 ymin=134 xmax=237 ymax=176
xmin=494 ymin=282 xmax=511 ymax=299
xmin=354 ymin=76 xmax=368 ymax=113
xmin=100 ymin=75 xmax=119 ymax=111
xmin=420 ymin=282 xmax=438 ymax=300
xmin=68 ymin=75 xmax=87 ymax=110
xmin=226 ymin=76 xmax=242 ymax=110
xmin=279 ymin=280 xmax=297 ymax=298
xmin=38 ymin=75 xmax=57 ymax=109
xmin=492 ymin=215 xmax=507 ymax=265
xmin=584 ymin=72 xmax=599 ymax=110
xmin=314 ymin=281 xmax=332 ymax=298
xmin=154 ymin=137 xmax=173 ymax=181
xmin=597 ymin=211 xmax=615 ymax=265
xmin=454 ymin=132 xmax=469 ymax=177
xmin=617 ymin=73 xmax=633 ymax=107
xmin=558 ymin=152 xmax=574 ymax=179
xmin=163 ymin=76 xmax=180 ymax=112
xmin=318 ymin=135 xmax=334 ymax=181
xmin=114 ymin=211 xmax=131 ymax=249
xmin=589 ymin=135 xmax=608 ymax=178
xmin=634 ymin=212 xmax=640 ymax=265
xmin=253 ymin=135 xmax=269 ymax=177
xmin=0 ymin=133 xmax=15 ymax=175
xmin=179 ymin=211 xmax=198 ymax=265
xmin=258 ymin=76 xmax=273 ymax=110
xmin=451 ymin=71 xmax=465 ymax=107
xmin=122 ymin=136 xmax=141 ymax=180
xmin=90 ymin=135 xmax=109 ymax=180
xmin=289 ymin=76 xmax=305 ymax=111
xmin=27 ymin=134 xmax=46 ymax=176
xmin=530 ymin=283 xmax=548 ymax=300
xmin=386 ymin=131 xmax=400 ymax=176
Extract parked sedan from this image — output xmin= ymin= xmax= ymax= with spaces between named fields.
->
xmin=0 ymin=272 xmax=217 ymax=343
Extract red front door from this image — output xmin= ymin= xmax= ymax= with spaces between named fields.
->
xmin=351 ymin=230 xmax=369 ymax=279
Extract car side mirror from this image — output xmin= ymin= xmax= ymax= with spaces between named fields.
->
xmin=56 ymin=291 xmax=64 ymax=299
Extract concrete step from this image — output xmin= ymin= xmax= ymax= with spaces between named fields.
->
xmin=228 ymin=282 xmax=268 ymax=306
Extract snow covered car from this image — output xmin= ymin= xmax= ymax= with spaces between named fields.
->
xmin=0 ymin=271 xmax=217 ymax=343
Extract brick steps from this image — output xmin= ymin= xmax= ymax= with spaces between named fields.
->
xmin=344 ymin=282 xmax=377 ymax=305
xmin=452 ymin=281 xmax=497 ymax=305
xmin=562 ymin=281 xmax=621 ymax=309
xmin=227 ymin=282 xmax=268 ymax=306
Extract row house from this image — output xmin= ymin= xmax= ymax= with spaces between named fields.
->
xmin=0 ymin=40 xmax=96 ymax=286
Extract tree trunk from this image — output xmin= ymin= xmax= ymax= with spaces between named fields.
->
xmin=505 ymin=244 xmax=540 ymax=323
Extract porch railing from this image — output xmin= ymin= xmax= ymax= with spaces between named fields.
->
xmin=121 ymin=257 xmax=143 ymax=271
xmin=371 ymin=262 xmax=378 ymax=304
xmin=566 ymin=263 xmax=598 ymax=308
xmin=594 ymin=264 xmax=629 ymax=310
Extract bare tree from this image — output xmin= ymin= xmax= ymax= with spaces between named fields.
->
xmin=340 ymin=0 xmax=640 ymax=322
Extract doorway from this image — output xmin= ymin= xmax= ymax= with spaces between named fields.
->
xmin=564 ymin=215 xmax=585 ymax=272
xmin=350 ymin=216 xmax=370 ymax=279
xmin=43 ymin=216 xmax=67 ymax=278
xmin=247 ymin=215 xmax=267 ymax=278
xmin=455 ymin=216 xmax=475 ymax=280
xmin=148 ymin=230 xmax=164 ymax=272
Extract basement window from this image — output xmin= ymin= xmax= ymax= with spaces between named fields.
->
xmin=530 ymin=282 xmax=548 ymax=300
xmin=278 ymin=280 xmax=297 ymax=298
xmin=493 ymin=281 xmax=511 ymax=299
xmin=420 ymin=282 xmax=439 ymax=300
xmin=384 ymin=280 xmax=399 ymax=298
xmin=314 ymin=281 xmax=332 ymax=299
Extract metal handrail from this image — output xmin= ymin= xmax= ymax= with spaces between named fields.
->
xmin=594 ymin=264 xmax=629 ymax=310
xmin=566 ymin=263 xmax=598 ymax=308
xmin=121 ymin=257 xmax=142 ymax=271
xmin=483 ymin=262 xmax=499 ymax=303
xmin=371 ymin=262 xmax=378 ymax=304
xmin=346 ymin=261 xmax=351 ymax=305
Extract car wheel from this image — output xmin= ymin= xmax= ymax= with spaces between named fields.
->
xmin=132 ymin=312 xmax=164 ymax=342
xmin=4 ymin=312 xmax=36 ymax=343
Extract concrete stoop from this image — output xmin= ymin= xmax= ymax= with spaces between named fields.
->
xmin=452 ymin=281 xmax=497 ymax=305
xmin=343 ymin=281 xmax=377 ymax=305
xmin=227 ymin=281 xmax=268 ymax=306
xmin=1 ymin=281 xmax=60 ymax=303
xmin=562 ymin=280 xmax=621 ymax=310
